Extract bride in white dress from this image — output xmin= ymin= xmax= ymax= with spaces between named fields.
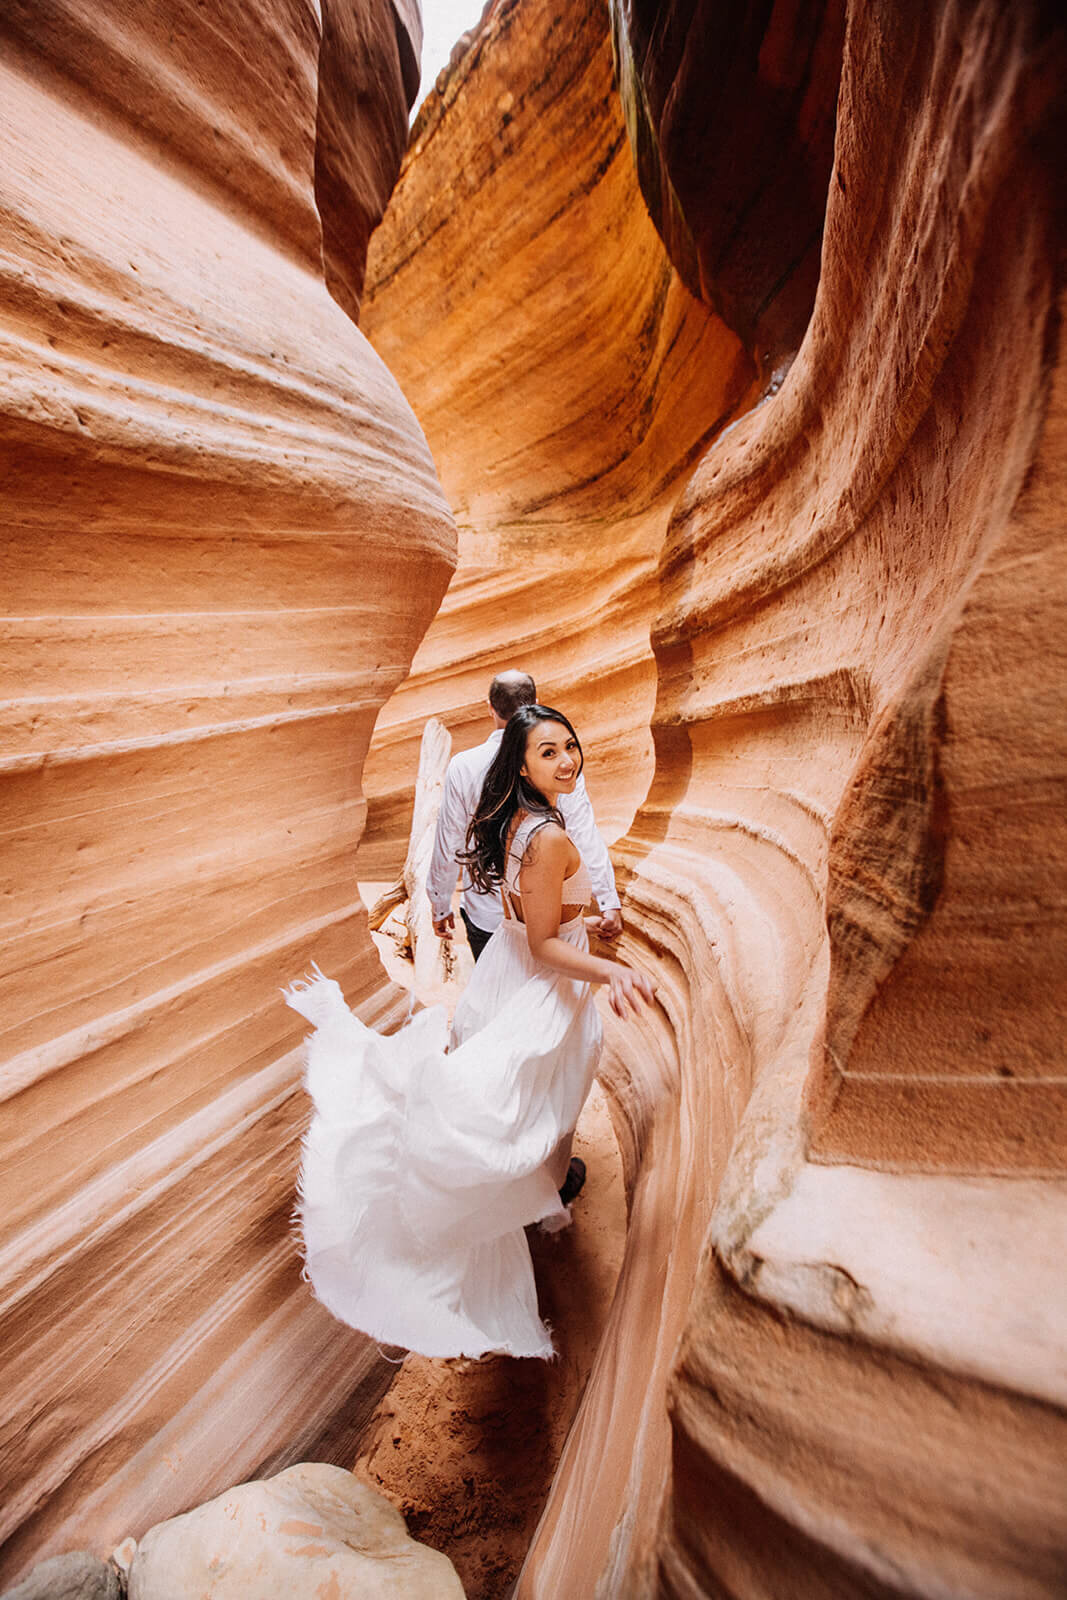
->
xmin=285 ymin=705 xmax=656 ymax=1360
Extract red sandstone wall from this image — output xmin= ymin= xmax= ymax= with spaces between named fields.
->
xmin=353 ymin=4 xmax=1065 ymax=1589
xmin=356 ymin=0 xmax=757 ymax=872
xmin=0 ymin=1 xmax=454 ymax=1580
xmin=520 ymin=3 xmax=1067 ymax=1595
xmin=4 ymin=0 xmax=1063 ymax=1591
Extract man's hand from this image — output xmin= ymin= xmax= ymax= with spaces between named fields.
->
xmin=595 ymin=908 xmax=623 ymax=939
xmin=432 ymin=912 xmax=455 ymax=940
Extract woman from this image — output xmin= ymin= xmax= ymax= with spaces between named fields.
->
xmin=285 ymin=705 xmax=656 ymax=1359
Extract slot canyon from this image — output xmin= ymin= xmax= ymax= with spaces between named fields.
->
xmin=1 ymin=0 xmax=1064 ymax=1596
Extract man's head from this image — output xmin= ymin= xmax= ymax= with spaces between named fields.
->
xmin=488 ymin=670 xmax=536 ymax=727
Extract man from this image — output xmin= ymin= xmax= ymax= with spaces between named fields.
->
xmin=428 ymin=670 xmax=623 ymax=959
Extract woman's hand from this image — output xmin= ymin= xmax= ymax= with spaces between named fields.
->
xmin=606 ymin=964 xmax=657 ymax=1019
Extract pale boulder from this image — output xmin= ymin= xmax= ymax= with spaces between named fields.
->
xmin=127 ymin=1464 xmax=464 ymax=1599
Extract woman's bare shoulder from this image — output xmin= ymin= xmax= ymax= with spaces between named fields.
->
xmin=521 ymin=819 xmax=569 ymax=868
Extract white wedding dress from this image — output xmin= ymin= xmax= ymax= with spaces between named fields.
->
xmin=284 ymin=814 xmax=602 ymax=1359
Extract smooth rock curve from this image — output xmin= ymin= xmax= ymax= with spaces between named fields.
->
xmin=0 ymin=0 xmax=454 ymax=1582
xmin=520 ymin=1 xmax=1067 ymax=1596
xmin=357 ymin=0 xmax=756 ymax=874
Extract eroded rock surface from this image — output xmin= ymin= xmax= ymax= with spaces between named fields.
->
xmin=0 ymin=1552 xmax=122 ymax=1600
xmin=352 ymin=2 xmax=1065 ymax=1594
xmin=521 ymin=3 xmax=1067 ymax=1597
xmin=610 ymin=0 xmax=846 ymax=364
xmin=357 ymin=0 xmax=756 ymax=873
xmin=0 ymin=0 xmax=454 ymax=1583
xmin=4 ymin=0 xmax=1064 ymax=1594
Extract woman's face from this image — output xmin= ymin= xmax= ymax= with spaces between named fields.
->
xmin=521 ymin=719 xmax=581 ymax=799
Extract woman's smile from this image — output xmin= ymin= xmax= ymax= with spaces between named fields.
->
xmin=521 ymin=720 xmax=583 ymax=799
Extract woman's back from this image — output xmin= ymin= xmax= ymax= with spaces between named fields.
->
xmin=504 ymin=812 xmax=592 ymax=922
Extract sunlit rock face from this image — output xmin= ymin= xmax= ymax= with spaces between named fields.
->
xmin=356 ymin=0 xmax=756 ymax=871
xmin=0 ymin=0 xmax=454 ymax=1582
xmin=519 ymin=2 xmax=1067 ymax=1597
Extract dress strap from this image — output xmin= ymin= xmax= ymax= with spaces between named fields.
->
xmin=506 ymin=812 xmax=557 ymax=896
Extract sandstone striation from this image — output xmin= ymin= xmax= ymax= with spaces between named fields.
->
xmin=0 ymin=0 xmax=454 ymax=1583
xmin=345 ymin=0 xmax=1066 ymax=1593
xmin=519 ymin=2 xmax=1067 ymax=1596
xmin=4 ymin=0 xmax=1065 ymax=1592
xmin=356 ymin=0 xmax=757 ymax=874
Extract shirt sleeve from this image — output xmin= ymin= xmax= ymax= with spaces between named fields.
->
xmin=562 ymin=775 xmax=620 ymax=911
xmin=426 ymin=759 xmax=468 ymax=918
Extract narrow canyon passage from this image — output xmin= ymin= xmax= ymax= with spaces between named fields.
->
xmin=0 ymin=0 xmax=1064 ymax=1594
xmin=355 ymin=0 xmax=757 ymax=873
xmin=355 ymin=905 xmax=629 ymax=1597
xmin=358 ymin=0 xmax=1067 ymax=1595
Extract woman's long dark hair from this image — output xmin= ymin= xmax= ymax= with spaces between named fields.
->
xmin=458 ymin=704 xmax=584 ymax=894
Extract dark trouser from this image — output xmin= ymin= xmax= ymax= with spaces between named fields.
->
xmin=460 ymin=907 xmax=494 ymax=961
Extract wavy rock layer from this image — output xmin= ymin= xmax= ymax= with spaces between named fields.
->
xmin=0 ymin=1 xmax=454 ymax=1582
xmin=520 ymin=3 xmax=1067 ymax=1596
xmin=357 ymin=0 xmax=756 ymax=872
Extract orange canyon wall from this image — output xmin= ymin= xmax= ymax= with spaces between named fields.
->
xmin=359 ymin=0 xmax=1066 ymax=1595
xmin=356 ymin=0 xmax=758 ymax=868
xmin=0 ymin=0 xmax=454 ymax=1581
xmin=521 ymin=2 xmax=1067 ymax=1596
xmin=2 ymin=0 xmax=1064 ymax=1593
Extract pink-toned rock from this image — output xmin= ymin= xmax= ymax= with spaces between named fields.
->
xmin=3 ymin=0 xmax=1065 ymax=1593
xmin=349 ymin=1 xmax=1067 ymax=1594
xmin=126 ymin=1464 xmax=464 ymax=1598
xmin=519 ymin=3 xmax=1067 ymax=1598
xmin=0 ymin=0 xmax=454 ymax=1584
xmin=357 ymin=0 xmax=756 ymax=876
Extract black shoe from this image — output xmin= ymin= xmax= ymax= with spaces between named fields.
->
xmin=559 ymin=1157 xmax=586 ymax=1206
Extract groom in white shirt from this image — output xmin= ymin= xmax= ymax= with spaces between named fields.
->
xmin=428 ymin=670 xmax=623 ymax=959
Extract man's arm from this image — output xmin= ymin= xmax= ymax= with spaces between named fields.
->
xmin=561 ymin=775 xmax=622 ymax=934
xmin=427 ymin=760 xmax=469 ymax=934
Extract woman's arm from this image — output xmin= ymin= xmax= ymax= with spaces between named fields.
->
xmin=520 ymin=826 xmax=654 ymax=1017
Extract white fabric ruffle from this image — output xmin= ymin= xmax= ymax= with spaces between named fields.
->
xmin=284 ymin=915 xmax=601 ymax=1360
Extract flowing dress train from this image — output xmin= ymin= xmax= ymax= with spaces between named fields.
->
xmin=284 ymin=816 xmax=602 ymax=1359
